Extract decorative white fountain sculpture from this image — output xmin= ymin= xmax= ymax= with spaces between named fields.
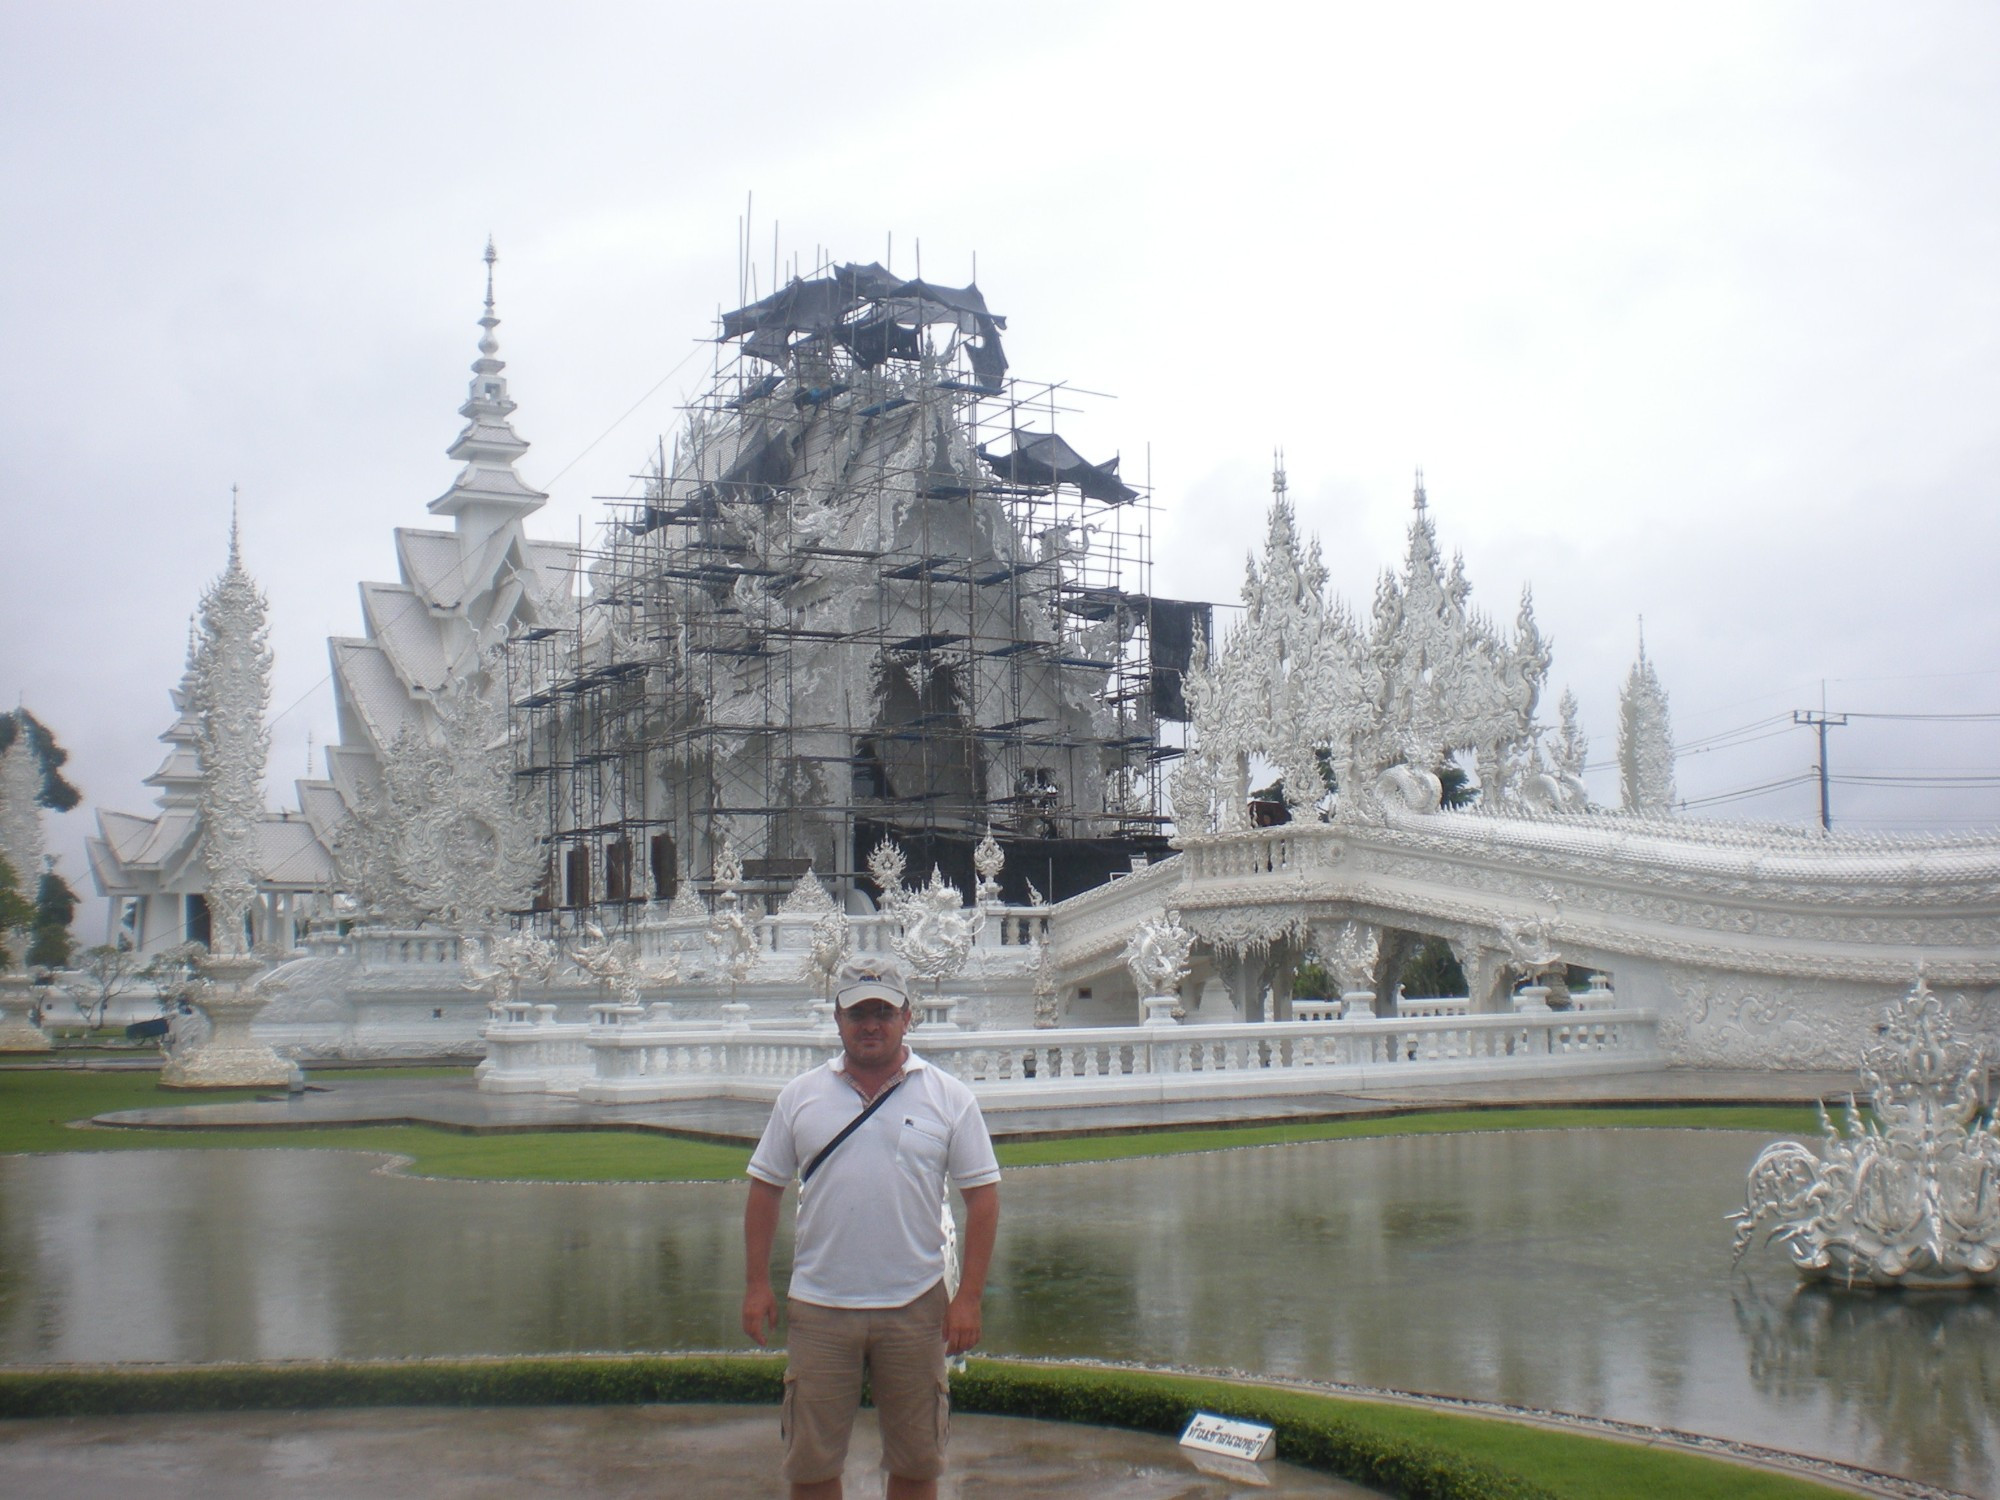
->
xmin=1124 ymin=910 xmax=1193 ymax=1024
xmin=1730 ymin=976 xmax=2000 ymax=1288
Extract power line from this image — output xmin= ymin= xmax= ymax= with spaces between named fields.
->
xmin=1678 ymin=772 xmax=1816 ymax=811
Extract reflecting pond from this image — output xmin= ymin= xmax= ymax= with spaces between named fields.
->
xmin=1 ymin=1131 xmax=1994 ymax=1496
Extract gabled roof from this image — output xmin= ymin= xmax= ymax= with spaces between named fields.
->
xmin=258 ymin=813 xmax=334 ymax=888
xmin=360 ymin=581 xmax=451 ymax=694
xmin=94 ymin=807 xmax=158 ymax=865
xmin=523 ymin=537 xmax=574 ymax=601
xmin=395 ymin=527 xmax=466 ymax=610
xmin=329 ymin=637 xmax=425 ymax=753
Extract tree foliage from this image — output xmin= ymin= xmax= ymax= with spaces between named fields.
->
xmin=26 ymin=870 xmax=77 ymax=970
xmin=0 ymin=853 xmax=32 ymax=969
xmin=0 ymin=711 xmax=82 ymax=812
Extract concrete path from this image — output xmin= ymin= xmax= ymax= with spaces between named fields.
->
xmin=87 ymin=1067 xmax=1861 ymax=1142
xmin=0 ymin=1404 xmax=1379 ymax=1499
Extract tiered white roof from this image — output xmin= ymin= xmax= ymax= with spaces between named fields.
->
xmin=90 ymin=246 xmax=568 ymax=951
xmin=326 ymin=242 xmax=571 ymax=783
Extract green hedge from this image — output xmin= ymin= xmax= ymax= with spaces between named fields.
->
xmin=0 ymin=1354 xmax=1547 ymax=1499
xmin=951 ymin=1361 xmax=1555 ymax=1500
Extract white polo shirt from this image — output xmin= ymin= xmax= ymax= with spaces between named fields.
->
xmin=747 ymin=1049 xmax=1000 ymax=1309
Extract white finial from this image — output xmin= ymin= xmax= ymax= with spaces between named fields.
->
xmin=477 ymin=240 xmax=500 ymax=357
xmin=1272 ymin=446 xmax=1287 ymax=497
xmin=228 ymin=484 xmax=242 ymax=567
xmin=1413 ymin=467 xmax=1428 ymax=513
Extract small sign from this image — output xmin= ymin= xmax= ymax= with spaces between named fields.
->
xmin=1178 ymin=1410 xmax=1276 ymax=1463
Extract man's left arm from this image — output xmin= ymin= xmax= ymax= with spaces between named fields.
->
xmin=944 ymin=1181 xmax=998 ymax=1354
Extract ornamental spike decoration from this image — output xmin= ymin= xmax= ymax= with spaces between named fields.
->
xmin=1729 ymin=976 xmax=2000 ymax=1287
xmin=190 ymin=522 xmax=273 ymax=958
xmin=1172 ymin=479 xmax=1558 ymax=836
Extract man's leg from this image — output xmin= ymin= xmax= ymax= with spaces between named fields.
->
xmin=868 ymin=1282 xmax=950 ymax=1500
xmin=783 ymin=1299 xmax=867 ymax=1498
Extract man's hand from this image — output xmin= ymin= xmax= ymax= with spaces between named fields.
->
xmin=742 ymin=1177 xmax=785 ymax=1346
xmin=742 ymin=1283 xmax=779 ymax=1347
xmin=943 ymin=1287 xmax=982 ymax=1354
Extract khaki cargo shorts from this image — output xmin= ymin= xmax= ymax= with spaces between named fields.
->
xmin=781 ymin=1280 xmax=950 ymax=1484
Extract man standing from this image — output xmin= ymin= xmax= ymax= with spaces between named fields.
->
xmin=743 ymin=957 xmax=1001 ymax=1500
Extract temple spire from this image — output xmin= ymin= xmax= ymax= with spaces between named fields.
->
xmin=430 ymin=240 xmax=548 ymax=523
xmin=1413 ymin=467 xmax=1427 ymax=514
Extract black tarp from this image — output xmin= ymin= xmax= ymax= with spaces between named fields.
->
xmin=1146 ymin=598 xmax=1210 ymax=721
xmin=978 ymin=430 xmax=1140 ymax=506
xmin=720 ymin=263 xmax=1007 ymax=386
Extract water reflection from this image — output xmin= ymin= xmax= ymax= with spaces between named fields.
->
xmin=1735 ymin=1281 xmax=2000 ymax=1490
xmin=0 ymin=1132 xmax=1992 ymax=1495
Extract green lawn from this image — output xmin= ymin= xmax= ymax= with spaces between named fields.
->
xmin=0 ymin=1065 xmax=1826 ymax=1181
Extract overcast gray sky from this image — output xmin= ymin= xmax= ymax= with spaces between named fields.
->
xmin=6 ymin=2 xmax=1998 ymax=930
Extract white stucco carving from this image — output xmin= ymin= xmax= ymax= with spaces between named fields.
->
xmin=332 ymin=652 xmax=542 ymax=936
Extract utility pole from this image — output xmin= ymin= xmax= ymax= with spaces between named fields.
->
xmin=1792 ymin=707 xmax=1848 ymax=832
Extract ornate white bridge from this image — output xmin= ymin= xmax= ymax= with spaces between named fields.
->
xmin=1050 ymin=810 xmax=2000 ymax=1071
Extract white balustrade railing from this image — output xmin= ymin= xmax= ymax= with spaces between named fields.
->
xmin=353 ymin=929 xmax=463 ymax=967
xmin=481 ymin=1007 xmax=1659 ymax=1103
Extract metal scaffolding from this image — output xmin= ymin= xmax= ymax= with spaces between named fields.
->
xmin=508 ymin=259 xmax=1207 ymax=923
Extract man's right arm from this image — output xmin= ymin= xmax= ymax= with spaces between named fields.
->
xmin=741 ymin=1176 xmax=785 ymax=1345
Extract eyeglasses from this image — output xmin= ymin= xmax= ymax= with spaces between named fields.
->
xmin=838 ymin=1003 xmax=902 ymax=1024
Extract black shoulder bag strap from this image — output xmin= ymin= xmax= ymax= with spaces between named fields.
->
xmin=801 ymin=1077 xmax=906 ymax=1186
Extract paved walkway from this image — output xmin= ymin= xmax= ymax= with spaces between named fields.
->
xmin=0 ymin=1405 xmax=1379 ymax=1499
xmin=85 ymin=1067 xmax=1861 ymax=1142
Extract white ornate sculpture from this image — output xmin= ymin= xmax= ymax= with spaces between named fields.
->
xmin=1731 ymin=976 xmax=2000 ymax=1286
xmin=972 ymin=829 xmax=1005 ymax=906
xmin=1321 ymin=919 xmax=1381 ymax=998
xmin=1124 ymin=910 xmax=1193 ymax=999
xmin=1170 ymin=466 xmax=1342 ymax=834
xmin=866 ymin=837 xmax=909 ymax=907
xmin=190 ymin=512 xmax=273 ymax=958
xmin=1031 ymin=943 xmax=1060 ymax=1028
xmin=1618 ymin=629 xmax=1676 ymax=814
xmin=778 ymin=865 xmax=837 ymax=915
xmin=569 ymin=922 xmax=676 ymax=1008
xmin=1173 ymin=472 xmax=1563 ymax=835
xmin=891 ymin=865 xmax=981 ymax=994
xmin=335 ymin=651 xmax=542 ymax=936
xmin=799 ymin=906 xmax=852 ymax=1001
xmin=461 ymin=930 xmax=559 ymax=1014
xmin=705 ymin=837 xmax=760 ymax=992
xmin=1498 ymin=911 xmax=1563 ymax=983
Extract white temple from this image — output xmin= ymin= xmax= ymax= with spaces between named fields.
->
xmin=81 ymin=249 xmax=2000 ymax=1097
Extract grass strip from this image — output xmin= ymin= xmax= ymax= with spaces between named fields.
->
xmin=1 ymin=1068 xmax=1829 ymax=1180
xmin=0 ymin=1355 xmax=1857 ymax=1500
xmin=992 ymin=1105 xmax=1830 ymax=1167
